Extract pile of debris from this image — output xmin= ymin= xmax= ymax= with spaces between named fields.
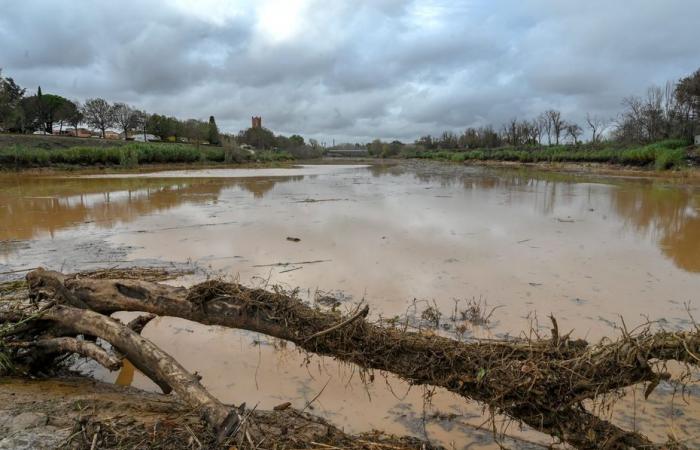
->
xmin=2 ymin=267 xmax=699 ymax=449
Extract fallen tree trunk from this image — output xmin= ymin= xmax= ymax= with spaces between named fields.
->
xmin=11 ymin=336 xmax=122 ymax=371
xmin=26 ymin=269 xmax=700 ymax=449
xmin=37 ymin=303 xmax=235 ymax=435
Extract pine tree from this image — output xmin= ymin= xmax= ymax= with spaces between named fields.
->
xmin=208 ymin=115 xmax=220 ymax=146
xmin=36 ymin=86 xmax=47 ymax=133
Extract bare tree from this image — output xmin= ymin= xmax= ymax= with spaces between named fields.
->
xmin=545 ymin=109 xmax=565 ymax=145
xmin=565 ymin=123 xmax=583 ymax=144
xmin=643 ymin=86 xmax=665 ymax=141
xmin=82 ymin=98 xmax=114 ymax=138
xmin=585 ymin=113 xmax=610 ymax=143
xmin=112 ymin=102 xmax=138 ymax=140
xmin=538 ymin=112 xmax=552 ymax=145
xmin=134 ymin=110 xmax=150 ymax=141
xmin=68 ymin=100 xmax=83 ymax=136
xmin=502 ymin=118 xmax=520 ymax=145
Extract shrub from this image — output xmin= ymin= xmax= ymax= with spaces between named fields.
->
xmin=119 ymin=147 xmax=139 ymax=167
xmin=399 ymin=141 xmax=690 ymax=170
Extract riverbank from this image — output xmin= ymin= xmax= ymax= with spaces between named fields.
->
xmin=0 ymin=377 xmax=430 ymax=450
xmin=399 ymin=140 xmax=699 ymax=173
xmin=463 ymin=158 xmax=700 ymax=181
xmin=0 ymin=142 xmax=294 ymax=170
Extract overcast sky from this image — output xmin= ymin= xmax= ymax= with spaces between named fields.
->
xmin=1 ymin=0 xmax=698 ymax=143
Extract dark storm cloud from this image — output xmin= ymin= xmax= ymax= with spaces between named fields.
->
xmin=1 ymin=0 xmax=698 ymax=142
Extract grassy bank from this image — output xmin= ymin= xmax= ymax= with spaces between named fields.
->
xmin=402 ymin=140 xmax=695 ymax=171
xmin=0 ymin=142 xmax=294 ymax=168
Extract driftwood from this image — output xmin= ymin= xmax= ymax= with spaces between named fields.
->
xmin=42 ymin=305 xmax=234 ymax=434
xmin=2 ymin=294 xmax=238 ymax=438
xmin=11 ymin=336 xmax=121 ymax=371
xmin=21 ymin=269 xmax=700 ymax=449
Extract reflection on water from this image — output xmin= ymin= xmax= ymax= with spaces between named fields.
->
xmin=0 ymin=175 xmax=303 ymax=244
xmin=2 ymin=162 xmax=700 ymax=448
xmin=2 ymin=165 xmax=698 ymax=273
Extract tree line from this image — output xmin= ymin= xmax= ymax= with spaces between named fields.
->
xmin=3 ymin=67 xmax=698 ymax=152
xmin=397 ymin=67 xmax=700 ymax=152
xmin=0 ymin=75 xmax=221 ymax=145
xmin=0 ymin=70 xmax=317 ymax=151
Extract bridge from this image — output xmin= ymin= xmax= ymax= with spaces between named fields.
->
xmin=325 ymin=148 xmax=369 ymax=157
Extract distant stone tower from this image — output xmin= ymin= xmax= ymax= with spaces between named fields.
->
xmin=252 ymin=116 xmax=262 ymax=129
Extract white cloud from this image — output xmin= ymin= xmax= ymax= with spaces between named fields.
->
xmin=1 ymin=0 xmax=698 ymax=142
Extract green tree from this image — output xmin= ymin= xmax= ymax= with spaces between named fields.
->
xmin=239 ymin=126 xmax=276 ymax=149
xmin=112 ymin=102 xmax=138 ymax=139
xmin=17 ymin=88 xmax=72 ymax=133
xmin=675 ymin=68 xmax=700 ymax=140
xmin=146 ymin=114 xmax=175 ymax=141
xmin=41 ymin=93 xmax=72 ymax=133
xmin=0 ymin=69 xmax=26 ymax=131
xmin=184 ymin=119 xmax=208 ymax=147
xmin=289 ymin=134 xmax=305 ymax=147
xmin=207 ymin=115 xmax=220 ymax=145
xmin=67 ymin=100 xmax=83 ymax=135
xmin=83 ymin=98 xmax=114 ymax=138
xmin=368 ymin=139 xmax=383 ymax=156
xmin=55 ymin=98 xmax=80 ymax=134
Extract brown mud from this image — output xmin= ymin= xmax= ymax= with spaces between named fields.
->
xmin=0 ymin=377 xmax=429 ymax=450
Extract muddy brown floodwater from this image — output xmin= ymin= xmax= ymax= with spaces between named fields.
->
xmin=1 ymin=161 xmax=700 ymax=448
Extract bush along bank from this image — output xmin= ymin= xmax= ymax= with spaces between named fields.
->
xmin=401 ymin=139 xmax=694 ymax=171
xmin=0 ymin=142 xmax=294 ymax=168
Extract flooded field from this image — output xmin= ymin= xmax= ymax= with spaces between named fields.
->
xmin=1 ymin=161 xmax=699 ymax=448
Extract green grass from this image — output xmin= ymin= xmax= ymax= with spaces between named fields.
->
xmin=0 ymin=142 xmax=295 ymax=168
xmin=407 ymin=139 xmax=690 ymax=170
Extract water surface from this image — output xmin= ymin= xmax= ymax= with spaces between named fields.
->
xmin=1 ymin=162 xmax=699 ymax=448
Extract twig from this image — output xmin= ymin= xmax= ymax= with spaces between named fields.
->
xmin=184 ymin=424 xmax=202 ymax=449
xmin=300 ymin=378 xmax=331 ymax=414
xmin=279 ymin=267 xmax=303 ymax=274
xmin=253 ymin=260 xmax=331 ymax=268
xmin=89 ymin=425 xmax=100 ymax=450
xmin=303 ymin=305 xmax=369 ymax=342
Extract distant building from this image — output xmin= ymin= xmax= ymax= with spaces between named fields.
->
xmin=326 ymin=147 xmax=369 ymax=157
xmin=129 ymin=133 xmax=161 ymax=142
xmin=695 ymin=135 xmax=700 ymax=145
xmin=103 ymin=131 xmax=120 ymax=140
xmin=251 ymin=116 xmax=262 ymax=129
xmin=240 ymin=144 xmax=256 ymax=154
xmin=68 ymin=128 xmax=93 ymax=138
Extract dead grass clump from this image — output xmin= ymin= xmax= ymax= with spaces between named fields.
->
xmin=72 ymin=266 xmax=191 ymax=282
xmin=60 ymin=406 xmax=432 ymax=450
xmin=420 ymin=303 xmax=442 ymax=328
xmin=455 ymin=297 xmax=502 ymax=326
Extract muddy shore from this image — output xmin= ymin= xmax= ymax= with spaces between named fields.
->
xmin=0 ymin=377 xmax=432 ymax=450
xmin=460 ymin=158 xmax=700 ymax=181
xmin=4 ymin=157 xmax=700 ymax=182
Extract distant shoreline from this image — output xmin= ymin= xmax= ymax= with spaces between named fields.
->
xmin=461 ymin=158 xmax=700 ymax=180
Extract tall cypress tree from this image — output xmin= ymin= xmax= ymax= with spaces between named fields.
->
xmin=36 ymin=86 xmax=47 ymax=132
xmin=208 ymin=115 xmax=220 ymax=146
